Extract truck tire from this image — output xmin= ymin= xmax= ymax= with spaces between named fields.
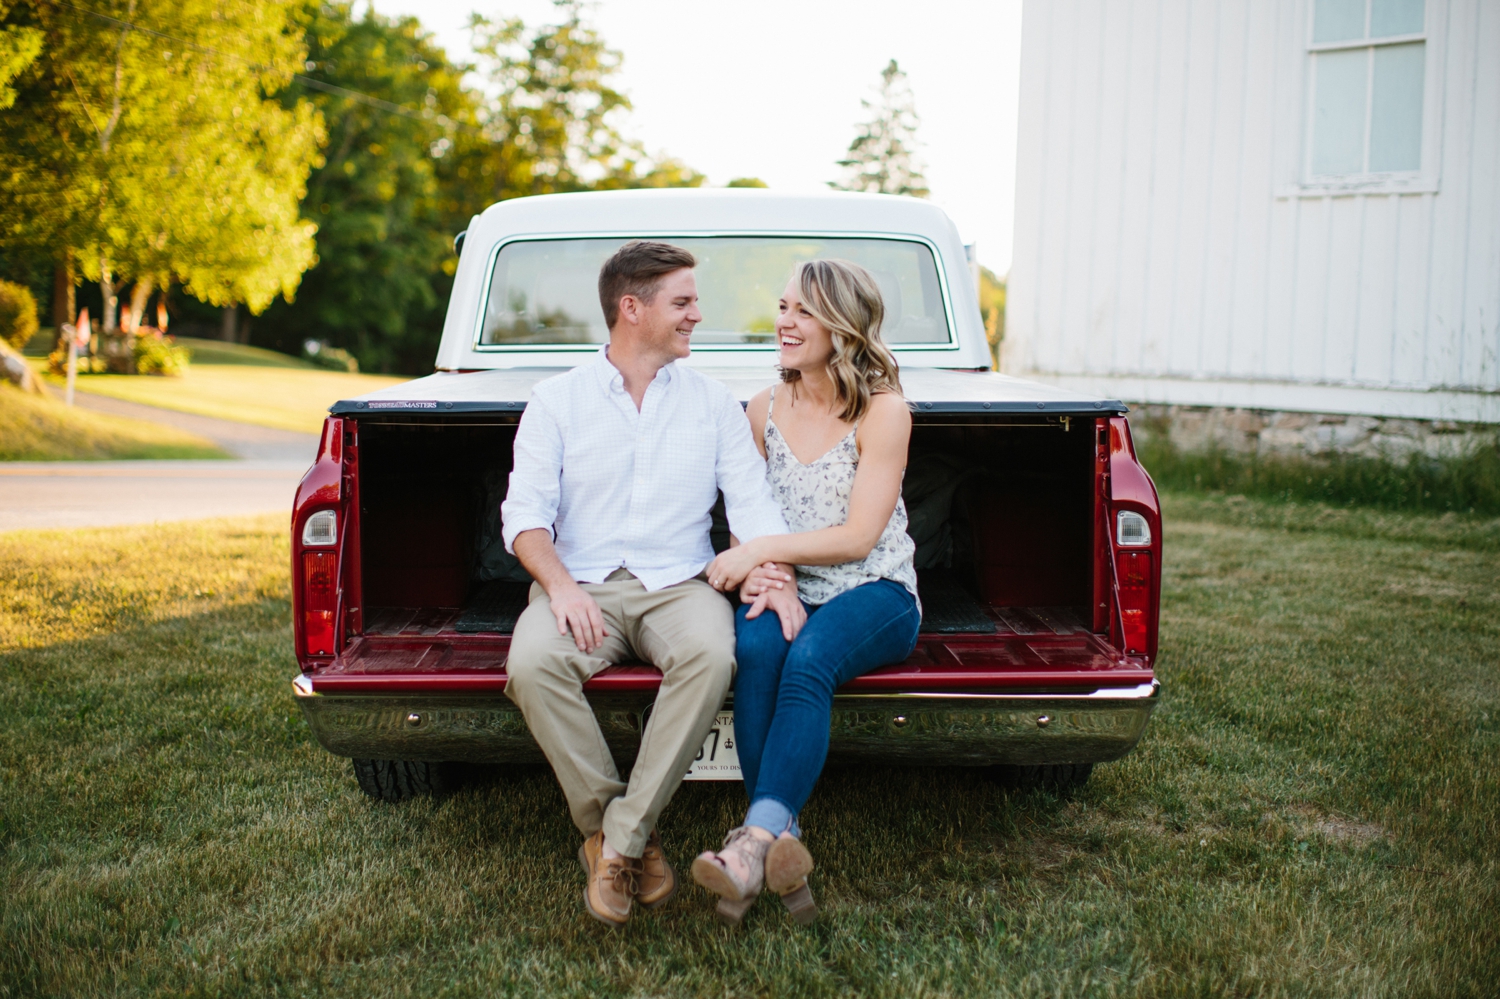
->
xmin=987 ymin=762 xmax=1093 ymax=793
xmin=352 ymin=758 xmax=453 ymax=802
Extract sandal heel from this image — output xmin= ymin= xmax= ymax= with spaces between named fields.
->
xmin=778 ymin=881 xmax=818 ymax=924
xmin=764 ymin=837 xmax=814 ymax=893
xmin=715 ymin=895 xmax=756 ymax=927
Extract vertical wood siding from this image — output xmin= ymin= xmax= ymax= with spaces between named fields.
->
xmin=1007 ymin=0 xmax=1500 ymax=407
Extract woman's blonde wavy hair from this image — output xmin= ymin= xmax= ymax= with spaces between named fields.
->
xmin=780 ymin=258 xmax=903 ymax=423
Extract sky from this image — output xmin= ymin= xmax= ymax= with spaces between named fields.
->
xmin=370 ymin=0 xmax=1025 ymax=274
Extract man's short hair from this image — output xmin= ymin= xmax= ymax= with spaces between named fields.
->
xmin=598 ymin=240 xmax=697 ymax=329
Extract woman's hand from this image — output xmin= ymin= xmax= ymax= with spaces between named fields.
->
xmin=741 ymin=562 xmax=793 ymax=597
xmin=742 ymin=572 xmax=808 ymax=641
xmin=706 ymin=541 xmax=766 ymax=592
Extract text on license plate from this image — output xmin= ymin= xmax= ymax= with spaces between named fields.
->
xmin=682 ymin=712 xmax=741 ymax=781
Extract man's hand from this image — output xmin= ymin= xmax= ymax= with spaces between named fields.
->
xmin=706 ymin=540 xmax=768 ymax=592
xmin=548 ymin=579 xmax=608 ymax=653
xmin=513 ymin=529 xmax=608 ymax=653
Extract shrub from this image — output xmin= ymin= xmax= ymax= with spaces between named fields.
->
xmin=133 ymin=333 xmax=190 ymax=376
xmin=1137 ymin=433 xmax=1500 ymax=516
xmin=0 ymin=279 xmax=39 ymax=351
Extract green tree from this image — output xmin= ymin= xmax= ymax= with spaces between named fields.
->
xmin=257 ymin=0 xmax=702 ymax=374
xmin=0 ymin=2 xmax=40 ymax=110
xmin=831 ymin=59 xmax=929 ymax=198
xmin=0 ymin=0 xmax=321 ymax=333
xmin=978 ymin=265 xmax=1005 ymax=370
xmin=252 ymin=2 xmax=478 ymax=372
xmin=457 ymin=3 xmax=702 ymax=201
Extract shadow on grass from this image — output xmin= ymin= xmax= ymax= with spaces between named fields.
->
xmin=3 ymin=515 xmax=1499 ymax=997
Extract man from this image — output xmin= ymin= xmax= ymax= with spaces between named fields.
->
xmin=501 ymin=240 xmax=799 ymax=927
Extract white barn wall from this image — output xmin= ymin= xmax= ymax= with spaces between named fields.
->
xmin=1005 ymin=0 xmax=1500 ymax=423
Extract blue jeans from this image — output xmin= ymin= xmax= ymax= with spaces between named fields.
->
xmin=733 ymin=578 xmax=921 ymax=837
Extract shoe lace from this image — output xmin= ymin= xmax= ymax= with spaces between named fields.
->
xmin=715 ymin=826 xmax=768 ymax=886
xmin=603 ymin=857 xmax=639 ymax=896
xmin=721 ymin=825 xmax=757 ymax=850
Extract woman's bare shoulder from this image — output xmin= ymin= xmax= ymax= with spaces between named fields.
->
xmin=866 ymin=391 xmax=913 ymax=424
xmin=856 ymin=391 xmax=912 ymax=453
xmin=748 ymin=385 xmax=774 ymax=413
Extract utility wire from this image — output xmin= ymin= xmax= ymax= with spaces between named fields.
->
xmin=31 ymin=0 xmax=484 ymax=135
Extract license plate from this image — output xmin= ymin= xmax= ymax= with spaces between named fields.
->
xmin=682 ymin=712 xmax=741 ymax=781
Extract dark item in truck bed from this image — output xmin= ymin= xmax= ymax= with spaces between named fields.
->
xmin=474 ymin=468 xmax=534 ymax=584
xmin=904 ymin=453 xmax=977 ymax=570
xmin=454 ymin=581 xmax=531 ymax=633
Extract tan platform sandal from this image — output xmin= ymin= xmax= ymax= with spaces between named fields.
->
xmin=690 ymin=826 xmax=772 ymax=927
xmin=765 ymin=835 xmax=817 ymax=924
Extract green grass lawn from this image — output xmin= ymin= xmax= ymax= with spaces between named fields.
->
xmin=33 ymin=344 xmax=405 ymax=434
xmin=1 ymin=496 xmax=1496 ymax=997
xmin=0 ymin=383 xmax=227 ymax=461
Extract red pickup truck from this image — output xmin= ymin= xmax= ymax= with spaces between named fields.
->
xmin=289 ymin=190 xmax=1162 ymax=801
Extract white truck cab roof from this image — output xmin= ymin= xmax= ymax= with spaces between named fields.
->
xmin=437 ymin=188 xmax=990 ymax=371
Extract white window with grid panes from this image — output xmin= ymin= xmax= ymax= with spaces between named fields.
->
xmin=1303 ymin=0 xmax=1437 ymax=192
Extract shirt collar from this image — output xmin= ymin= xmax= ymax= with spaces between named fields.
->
xmin=593 ymin=344 xmax=675 ymax=396
xmin=591 ymin=346 xmax=623 ymax=395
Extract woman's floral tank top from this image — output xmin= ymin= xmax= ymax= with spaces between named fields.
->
xmin=763 ymin=388 xmax=919 ymax=609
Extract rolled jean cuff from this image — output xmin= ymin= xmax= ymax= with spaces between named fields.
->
xmin=746 ymin=797 xmax=800 ymax=839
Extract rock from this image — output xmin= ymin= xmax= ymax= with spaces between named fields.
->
xmin=0 ymin=341 xmax=46 ymax=395
xmin=1257 ymin=428 xmax=1308 ymax=455
xmin=1124 ymin=403 xmax=1496 ymax=463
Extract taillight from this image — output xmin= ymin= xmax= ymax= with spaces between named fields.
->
xmin=1118 ymin=551 xmax=1152 ymax=656
xmin=303 ymin=551 xmax=336 ymax=656
xmin=302 ymin=509 xmax=337 ymax=546
xmin=1116 ymin=510 xmax=1151 ymax=546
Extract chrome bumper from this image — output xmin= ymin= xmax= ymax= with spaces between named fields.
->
xmin=292 ymin=676 xmax=1160 ymax=768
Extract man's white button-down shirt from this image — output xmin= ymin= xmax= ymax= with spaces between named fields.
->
xmin=501 ymin=348 xmax=789 ymax=592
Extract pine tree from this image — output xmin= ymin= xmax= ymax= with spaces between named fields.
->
xmin=831 ymin=59 xmax=929 ymax=198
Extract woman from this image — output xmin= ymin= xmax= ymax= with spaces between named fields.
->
xmin=690 ymin=258 xmax=920 ymax=926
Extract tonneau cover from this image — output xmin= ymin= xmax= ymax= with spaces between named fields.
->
xmin=330 ymin=366 xmax=1128 ymax=417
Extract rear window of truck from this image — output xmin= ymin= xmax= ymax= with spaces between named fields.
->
xmin=475 ymin=236 xmax=952 ymax=350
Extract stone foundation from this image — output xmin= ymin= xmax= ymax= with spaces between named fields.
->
xmin=1125 ymin=405 xmax=1497 ymax=461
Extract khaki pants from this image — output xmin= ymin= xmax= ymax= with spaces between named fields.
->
xmin=504 ymin=570 xmax=734 ymax=857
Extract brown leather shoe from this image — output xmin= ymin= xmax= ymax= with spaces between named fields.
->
xmin=635 ymin=829 xmax=677 ymax=909
xmin=578 ymin=831 xmax=638 ymax=928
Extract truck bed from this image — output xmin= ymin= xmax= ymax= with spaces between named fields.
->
xmin=292 ymin=394 xmax=1160 ymax=771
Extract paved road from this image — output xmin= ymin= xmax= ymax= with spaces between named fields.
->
xmin=1 ymin=393 xmax=321 ymax=532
